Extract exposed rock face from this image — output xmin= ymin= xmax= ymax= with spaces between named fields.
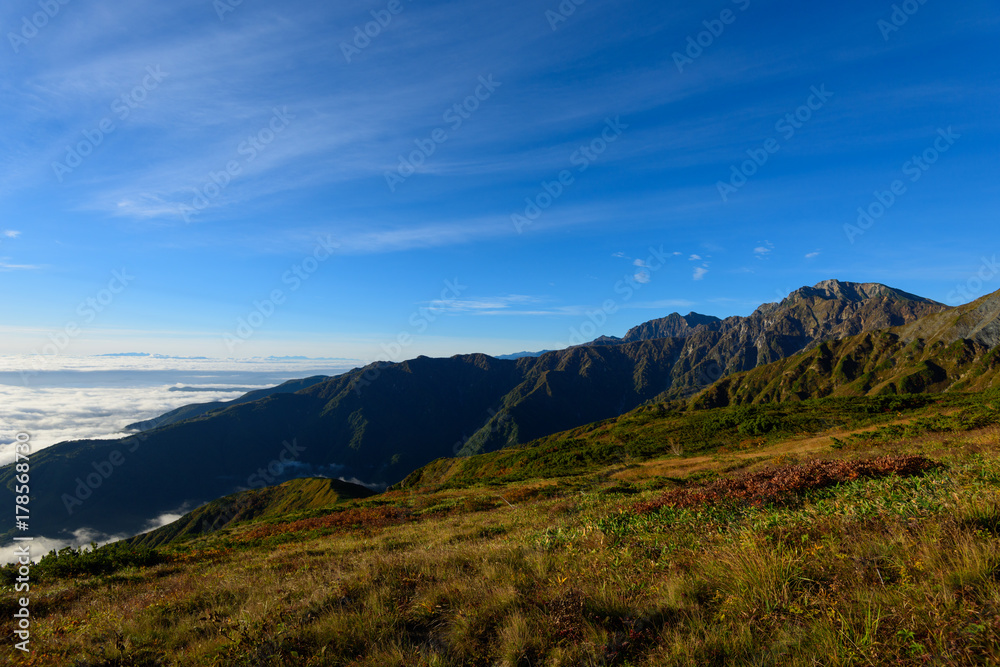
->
xmin=895 ymin=289 xmax=1000 ymax=349
xmin=615 ymin=280 xmax=947 ymax=397
xmin=462 ymin=281 xmax=949 ymax=452
xmin=621 ymin=312 xmax=723 ymax=342
xmin=694 ymin=287 xmax=1000 ymax=409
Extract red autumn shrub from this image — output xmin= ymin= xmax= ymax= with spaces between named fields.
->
xmin=634 ymin=455 xmax=938 ymax=513
xmin=236 ymin=506 xmax=411 ymax=542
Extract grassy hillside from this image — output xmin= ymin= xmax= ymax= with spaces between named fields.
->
xmin=693 ymin=333 xmax=1000 ymax=409
xmin=692 ymin=290 xmax=1000 ymax=409
xmin=127 ymin=478 xmax=377 ymax=549
xmin=400 ymin=391 xmax=998 ymax=491
xmin=5 ymin=391 xmax=1000 ymax=665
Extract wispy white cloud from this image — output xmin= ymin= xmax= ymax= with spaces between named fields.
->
xmin=425 ymin=295 xmax=542 ymax=313
xmin=2 ymin=230 xmax=19 ymax=238
xmin=3 ymin=0 xmax=868 ymax=223
xmin=693 ymin=266 xmax=709 ymax=281
xmin=0 ymin=259 xmax=41 ymax=271
xmin=754 ymin=241 xmax=774 ymax=259
xmin=334 ymin=220 xmax=512 ymax=254
xmin=471 ymin=307 xmax=591 ymax=316
xmin=805 ymin=251 xmax=821 ymax=259
xmin=246 ymin=195 xmax=694 ymax=258
xmin=632 ymin=252 xmax=653 ymax=283
xmin=417 ymin=294 xmax=673 ymax=318
xmin=623 ymin=299 xmax=695 ymax=310
xmin=140 ymin=510 xmax=188 ymax=533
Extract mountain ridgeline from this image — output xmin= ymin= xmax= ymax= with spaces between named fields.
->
xmin=0 ymin=280 xmax=964 ymax=541
xmin=599 ymin=280 xmax=946 ymax=391
xmin=695 ymin=288 xmax=1000 ymax=408
xmin=125 ymin=375 xmax=331 ymax=431
xmin=126 ymin=477 xmax=376 ymax=548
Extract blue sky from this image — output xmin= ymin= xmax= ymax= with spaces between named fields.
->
xmin=1 ymin=0 xmax=998 ymax=361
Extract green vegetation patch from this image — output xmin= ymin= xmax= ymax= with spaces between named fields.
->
xmin=1 ymin=541 xmax=163 ymax=583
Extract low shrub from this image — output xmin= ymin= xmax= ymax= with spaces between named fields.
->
xmin=634 ymin=455 xmax=940 ymax=513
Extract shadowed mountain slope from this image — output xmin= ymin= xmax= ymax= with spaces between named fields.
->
xmin=125 ymin=375 xmax=331 ymax=431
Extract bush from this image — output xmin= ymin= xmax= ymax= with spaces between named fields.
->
xmin=737 ymin=415 xmax=782 ymax=437
xmin=0 ymin=541 xmax=163 ymax=583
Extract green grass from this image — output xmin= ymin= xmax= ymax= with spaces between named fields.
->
xmin=400 ymin=392 xmax=992 ymax=491
xmin=4 ymin=392 xmax=1000 ymax=665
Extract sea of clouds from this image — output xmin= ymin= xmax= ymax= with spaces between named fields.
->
xmin=0 ymin=355 xmax=359 ymax=562
xmin=0 ymin=355 xmax=358 ymax=465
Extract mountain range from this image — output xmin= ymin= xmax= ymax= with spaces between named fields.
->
xmin=695 ymin=287 xmax=1000 ymax=408
xmin=1 ymin=279 xmax=986 ymax=543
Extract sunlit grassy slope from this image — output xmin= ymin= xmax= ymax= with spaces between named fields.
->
xmin=4 ymin=391 xmax=1000 ymax=665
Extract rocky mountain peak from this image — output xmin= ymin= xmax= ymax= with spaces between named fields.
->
xmin=784 ymin=280 xmax=940 ymax=306
xmin=621 ymin=311 xmax=722 ymax=343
